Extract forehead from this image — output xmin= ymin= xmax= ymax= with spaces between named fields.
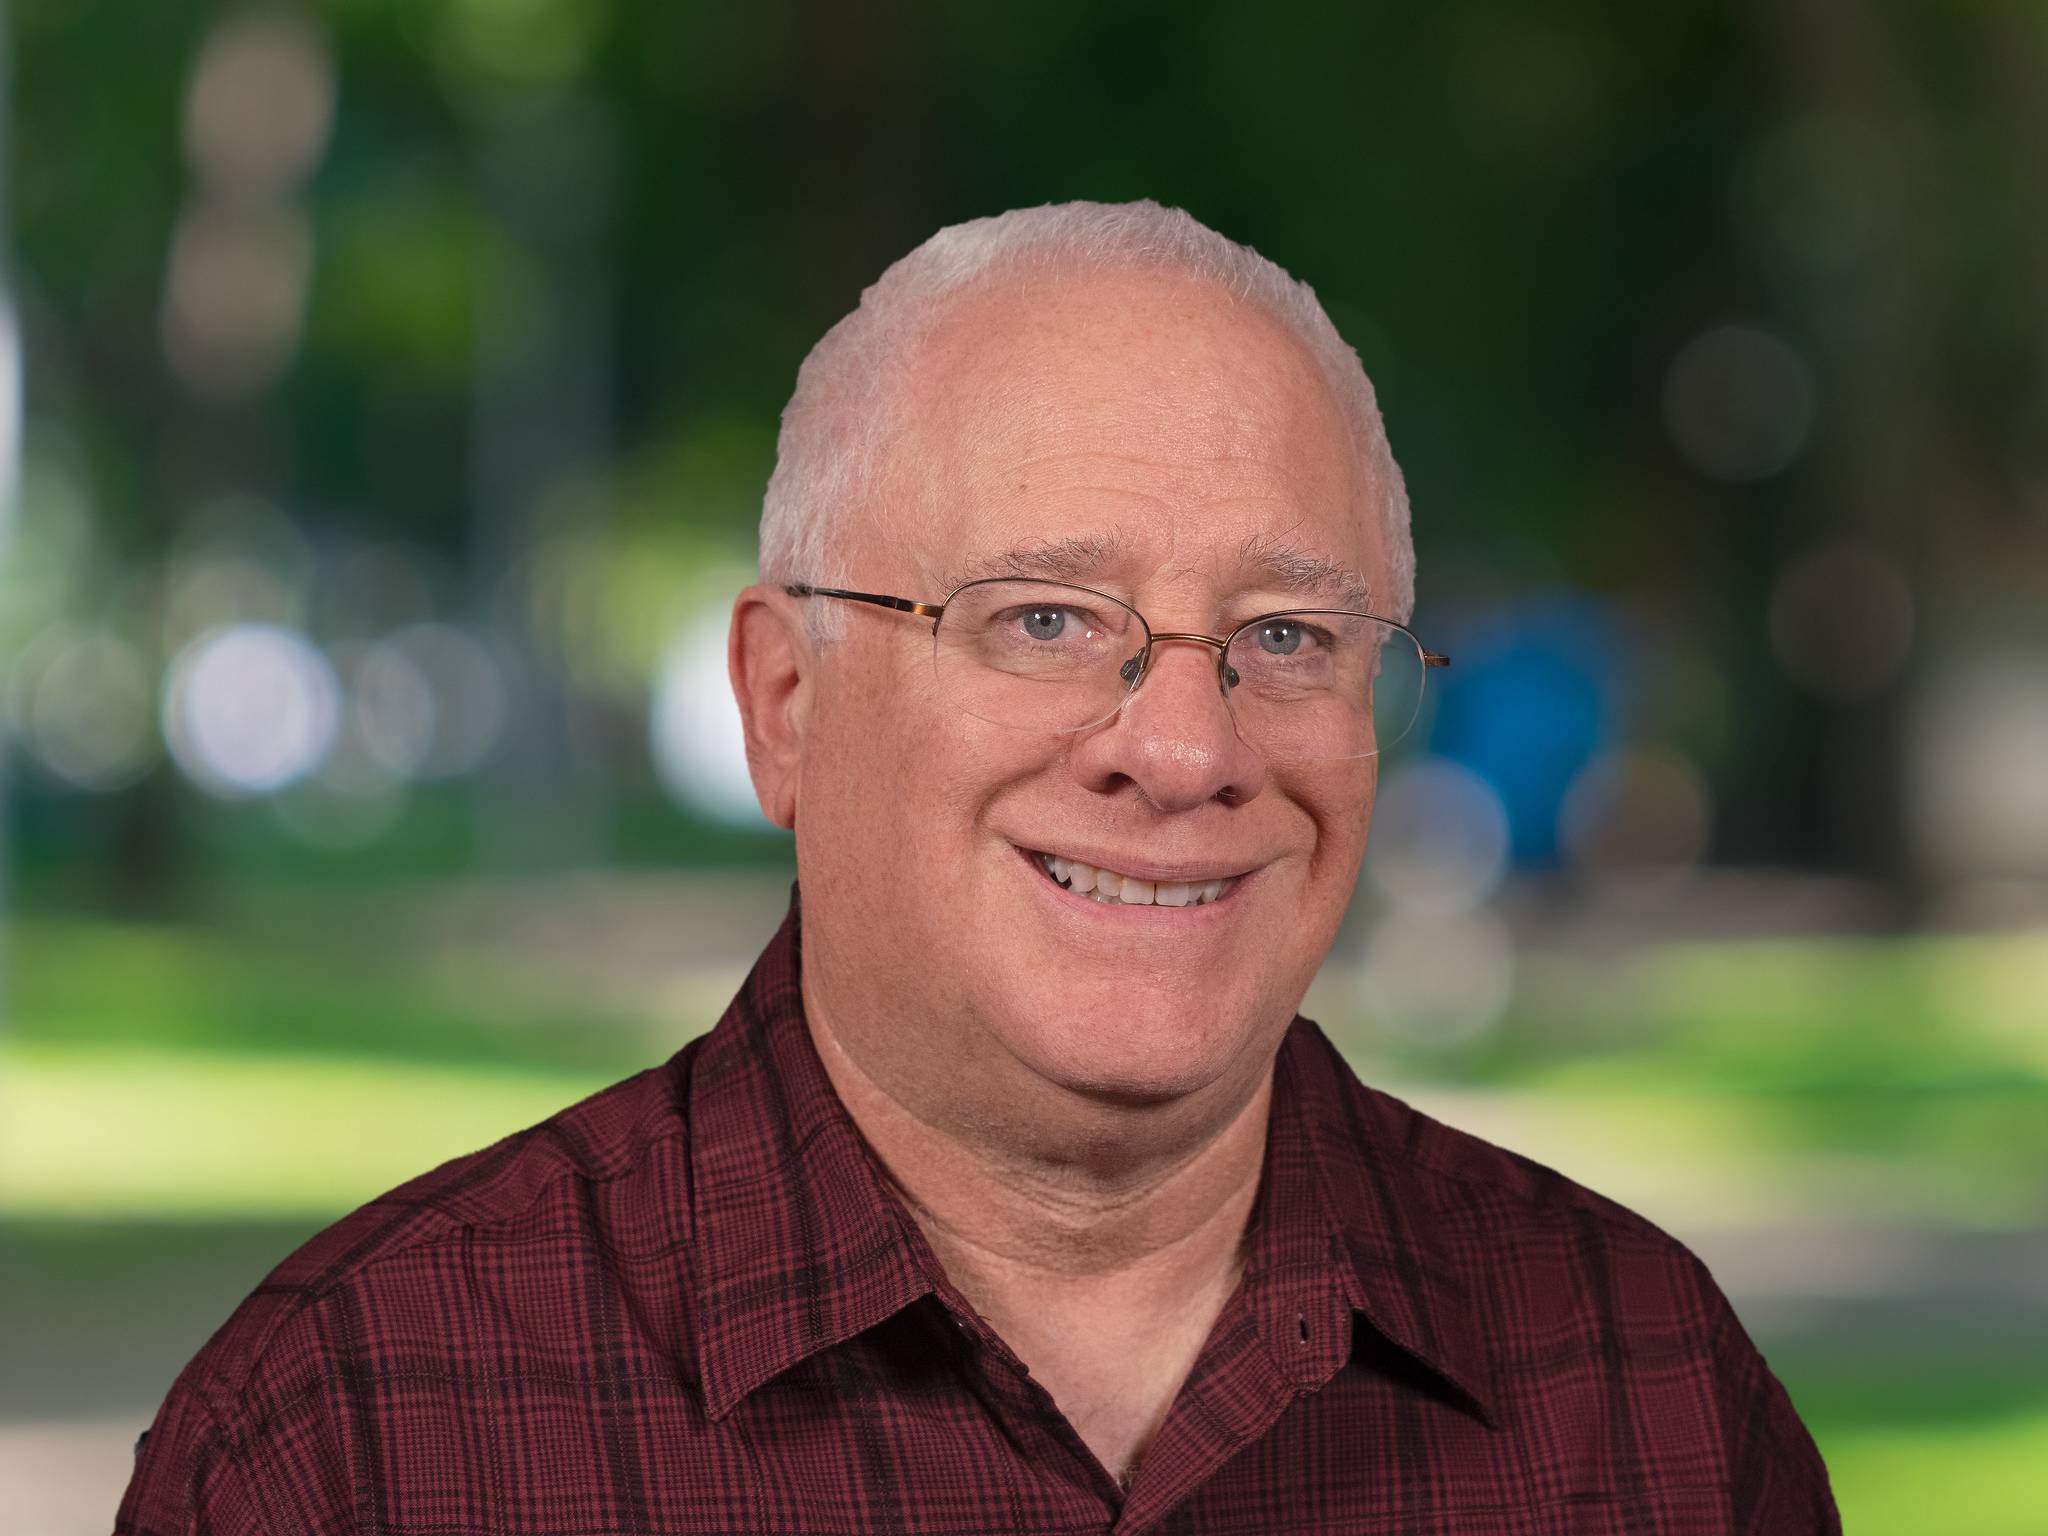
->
xmin=882 ymin=267 xmax=1381 ymax=608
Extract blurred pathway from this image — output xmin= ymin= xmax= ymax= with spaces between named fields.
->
xmin=3 ymin=1420 xmax=136 ymax=1535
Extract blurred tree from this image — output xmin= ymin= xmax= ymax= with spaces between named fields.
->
xmin=4 ymin=0 xmax=2043 ymax=895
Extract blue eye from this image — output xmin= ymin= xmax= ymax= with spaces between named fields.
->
xmin=1256 ymin=621 xmax=1305 ymax=655
xmin=1021 ymin=608 xmax=1068 ymax=641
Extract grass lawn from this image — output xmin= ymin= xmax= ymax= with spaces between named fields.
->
xmin=1822 ymin=1410 xmax=2048 ymax=1535
xmin=0 ymin=1041 xmax=613 ymax=1219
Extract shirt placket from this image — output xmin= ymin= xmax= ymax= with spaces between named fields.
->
xmin=928 ymin=1285 xmax=1129 ymax=1532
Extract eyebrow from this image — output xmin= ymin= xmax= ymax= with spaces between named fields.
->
xmin=949 ymin=532 xmax=1130 ymax=590
xmin=1235 ymin=533 xmax=1373 ymax=611
xmin=943 ymin=529 xmax=1372 ymax=611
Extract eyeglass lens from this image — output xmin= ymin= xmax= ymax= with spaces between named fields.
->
xmin=930 ymin=579 xmax=1428 ymax=762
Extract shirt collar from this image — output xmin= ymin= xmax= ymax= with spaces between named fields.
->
xmin=688 ymin=894 xmax=936 ymax=1421
xmin=688 ymin=891 xmax=1496 ymax=1428
xmin=1278 ymin=1019 xmax=1499 ymax=1426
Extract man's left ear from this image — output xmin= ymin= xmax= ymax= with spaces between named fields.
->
xmin=728 ymin=585 xmax=810 ymax=830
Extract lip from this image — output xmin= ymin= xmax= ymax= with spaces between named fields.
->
xmin=1013 ymin=843 xmax=1256 ymax=912
xmin=1017 ymin=843 xmax=1254 ymax=886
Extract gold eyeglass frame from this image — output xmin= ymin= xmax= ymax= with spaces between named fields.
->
xmin=785 ymin=578 xmax=1450 ymax=748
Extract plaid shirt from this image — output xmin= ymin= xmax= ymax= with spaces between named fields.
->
xmin=120 ymin=896 xmax=1838 ymax=1534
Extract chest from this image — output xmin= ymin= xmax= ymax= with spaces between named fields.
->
xmin=981 ymin=1289 xmax=1228 ymax=1485
xmin=288 ymin=1304 xmax=1735 ymax=1536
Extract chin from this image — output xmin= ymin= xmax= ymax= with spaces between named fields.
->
xmin=994 ymin=995 xmax=1259 ymax=1105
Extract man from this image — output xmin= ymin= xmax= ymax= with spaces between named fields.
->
xmin=121 ymin=202 xmax=1838 ymax=1533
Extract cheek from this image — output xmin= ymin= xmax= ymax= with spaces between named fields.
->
xmin=803 ymin=705 xmax=919 ymax=851
xmin=798 ymin=666 xmax=991 ymax=874
xmin=1289 ymin=758 xmax=1378 ymax=870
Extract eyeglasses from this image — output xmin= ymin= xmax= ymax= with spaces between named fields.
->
xmin=786 ymin=577 xmax=1450 ymax=763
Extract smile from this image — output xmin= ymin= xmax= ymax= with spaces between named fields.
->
xmin=1031 ymin=850 xmax=1238 ymax=907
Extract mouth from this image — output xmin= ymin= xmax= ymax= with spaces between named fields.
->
xmin=1027 ymin=848 xmax=1241 ymax=908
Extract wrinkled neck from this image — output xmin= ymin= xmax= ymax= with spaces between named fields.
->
xmin=803 ymin=984 xmax=1274 ymax=1286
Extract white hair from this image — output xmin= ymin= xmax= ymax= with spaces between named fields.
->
xmin=758 ymin=200 xmax=1416 ymax=634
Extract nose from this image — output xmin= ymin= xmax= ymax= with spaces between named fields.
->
xmin=1071 ymin=636 xmax=1269 ymax=811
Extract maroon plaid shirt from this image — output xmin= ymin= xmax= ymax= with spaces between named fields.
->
xmin=121 ymin=897 xmax=1838 ymax=1534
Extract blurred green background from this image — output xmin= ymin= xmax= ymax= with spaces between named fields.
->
xmin=3 ymin=0 xmax=2046 ymax=1527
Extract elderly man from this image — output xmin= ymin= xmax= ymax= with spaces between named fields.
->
xmin=122 ymin=203 xmax=1838 ymax=1534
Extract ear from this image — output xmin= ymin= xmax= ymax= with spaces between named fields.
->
xmin=728 ymin=584 xmax=811 ymax=830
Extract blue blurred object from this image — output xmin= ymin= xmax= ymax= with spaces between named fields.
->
xmin=1427 ymin=595 xmax=1615 ymax=865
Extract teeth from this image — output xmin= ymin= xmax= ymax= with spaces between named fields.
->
xmin=1037 ymin=854 xmax=1231 ymax=907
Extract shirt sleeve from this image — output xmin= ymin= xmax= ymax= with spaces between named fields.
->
xmin=1705 ymin=1280 xmax=1843 ymax=1534
xmin=116 ymin=1383 xmax=270 ymax=1536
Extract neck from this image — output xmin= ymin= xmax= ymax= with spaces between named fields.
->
xmin=803 ymin=982 xmax=1274 ymax=1284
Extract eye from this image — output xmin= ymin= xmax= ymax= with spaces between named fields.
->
xmin=1020 ymin=607 xmax=1069 ymax=641
xmin=1255 ymin=620 xmax=1307 ymax=656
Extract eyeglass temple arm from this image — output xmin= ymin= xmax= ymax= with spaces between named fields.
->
xmin=784 ymin=584 xmax=946 ymax=620
xmin=1423 ymin=650 xmax=1451 ymax=669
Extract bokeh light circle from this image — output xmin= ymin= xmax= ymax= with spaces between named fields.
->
xmin=162 ymin=622 xmax=341 ymax=798
xmin=21 ymin=627 xmax=160 ymax=791
xmin=375 ymin=622 xmax=508 ymax=779
xmin=1358 ymin=910 xmax=1516 ymax=1048
xmin=1365 ymin=755 xmax=1512 ymax=916
xmin=1768 ymin=542 xmax=1915 ymax=701
xmin=1558 ymin=744 xmax=1712 ymax=877
xmin=1662 ymin=324 xmax=1813 ymax=482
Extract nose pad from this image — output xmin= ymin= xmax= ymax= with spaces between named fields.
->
xmin=1120 ymin=644 xmax=1241 ymax=700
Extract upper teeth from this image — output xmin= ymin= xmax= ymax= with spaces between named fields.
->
xmin=1040 ymin=854 xmax=1229 ymax=907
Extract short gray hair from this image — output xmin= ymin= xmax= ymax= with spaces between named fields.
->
xmin=759 ymin=200 xmax=1415 ymax=632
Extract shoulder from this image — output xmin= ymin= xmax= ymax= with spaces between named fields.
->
xmin=1289 ymin=1019 xmax=1743 ymax=1371
xmin=1383 ymin=1081 xmax=1702 ymax=1267
xmin=1294 ymin=1019 xmax=1708 ymax=1269
xmin=121 ymin=1045 xmax=704 ymax=1522
xmin=1291 ymin=1021 xmax=1839 ymax=1526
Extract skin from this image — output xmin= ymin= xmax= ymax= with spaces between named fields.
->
xmin=728 ymin=265 xmax=1386 ymax=1489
